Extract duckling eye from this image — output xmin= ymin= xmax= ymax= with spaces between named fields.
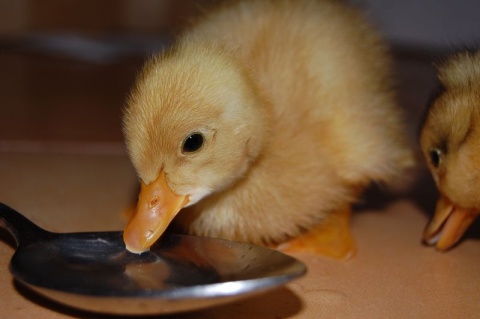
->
xmin=182 ymin=133 xmax=204 ymax=154
xmin=429 ymin=148 xmax=442 ymax=168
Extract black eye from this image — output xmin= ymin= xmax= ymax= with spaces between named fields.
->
xmin=182 ymin=133 xmax=204 ymax=153
xmin=429 ymin=148 xmax=442 ymax=168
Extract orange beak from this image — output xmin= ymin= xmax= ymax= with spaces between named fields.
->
xmin=123 ymin=171 xmax=189 ymax=254
xmin=423 ymin=195 xmax=477 ymax=250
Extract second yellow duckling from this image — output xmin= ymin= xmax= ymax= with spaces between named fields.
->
xmin=421 ymin=50 xmax=480 ymax=250
xmin=122 ymin=0 xmax=414 ymax=259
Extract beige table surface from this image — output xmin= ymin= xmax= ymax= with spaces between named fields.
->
xmin=1 ymin=51 xmax=479 ymax=318
xmin=1 ymin=152 xmax=479 ymax=319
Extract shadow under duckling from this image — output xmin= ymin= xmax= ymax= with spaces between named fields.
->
xmin=421 ymin=50 xmax=480 ymax=250
xmin=122 ymin=0 xmax=414 ymax=259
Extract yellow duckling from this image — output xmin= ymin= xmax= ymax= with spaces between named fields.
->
xmin=421 ymin=50 xmax=480 ymax=250
xmin=122 ymin=0 xmax=414 ymax=259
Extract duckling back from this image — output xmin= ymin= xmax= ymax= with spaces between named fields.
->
xmin=171 ymin=0 xmax=414 ymax=245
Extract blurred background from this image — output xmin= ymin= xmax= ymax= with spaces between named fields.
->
xmin=0 ymin=0 xmax=479 ymax=150
xmin=0 ymin=0 xmax=217 ymax=148
xmin=2 ymin=0 xmax=479 ymax=47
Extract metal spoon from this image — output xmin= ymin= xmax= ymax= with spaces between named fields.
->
xmin=0 ymin=203 xmax=306 ymax=315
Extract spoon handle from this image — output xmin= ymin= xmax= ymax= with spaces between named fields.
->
xmin=0 ymin=203 xmax=49 ymax=246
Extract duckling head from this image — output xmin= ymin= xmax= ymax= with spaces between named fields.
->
xmin=122 ymin=43 xmax=268 ymax=253
xmin=420 ymin=51 xmax=480 ymax=250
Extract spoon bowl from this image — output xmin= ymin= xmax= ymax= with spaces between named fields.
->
xmin=0 ymin=203 xmax=306 ymax=315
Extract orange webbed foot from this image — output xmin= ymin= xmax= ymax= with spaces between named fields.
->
xmin=278 ymin=206 xmax=356 ymax=260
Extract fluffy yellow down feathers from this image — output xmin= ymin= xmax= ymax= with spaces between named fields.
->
xmin=123 ymin=0 xmax=413 ymax=258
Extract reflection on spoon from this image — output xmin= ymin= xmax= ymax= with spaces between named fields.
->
xmin=0 ymin=203 xmax=306 ymax=315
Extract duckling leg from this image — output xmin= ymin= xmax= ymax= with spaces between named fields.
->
xmin=278 ymin=205 xmax=355 ymax=260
